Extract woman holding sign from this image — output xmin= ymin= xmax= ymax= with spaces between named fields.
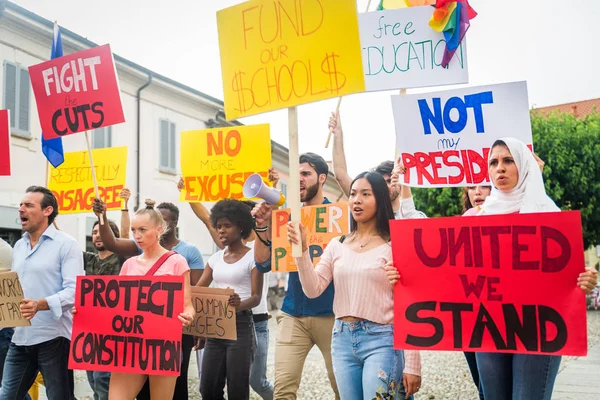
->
xmin=469 ymin=138 xmax=597 ymax=400
xmin=287 ymin=172 xmax=422 ymax=400
xmin=196 ymin=199 xmax=264 ymax=400
xmin=107 ymin=200 xmax=195 ymax=399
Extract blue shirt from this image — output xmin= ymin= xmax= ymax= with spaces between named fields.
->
xmin=173 ymin=240 xmax=204 ymax=269
xmin=12 ymin=225 xmax=84 ymax=346
xmin=281 ymin=198 xmax=334 ymax=317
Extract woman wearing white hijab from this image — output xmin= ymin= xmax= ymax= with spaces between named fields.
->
xmin=475 ymin=137 xmax=598 ymax=400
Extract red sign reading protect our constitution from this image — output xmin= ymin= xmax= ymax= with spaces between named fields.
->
xmin=0 ymin=110 xmax=10 ymax=176
xmin=29 ymin=44 xmax=125 ymax=140
xmin=391 ymin=211 xmax=587 ymax=356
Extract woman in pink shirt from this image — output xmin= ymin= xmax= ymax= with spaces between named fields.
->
xmin=287 ymin=172 xmax=421 ymax=400
xmin=109 ymin=200 xmax=195 ymax=399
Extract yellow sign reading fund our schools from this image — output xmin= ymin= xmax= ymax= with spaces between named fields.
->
xmin=180 ymin=124 xmax=272 ymax=202
xmin=48 ymin=147 xmax=128 ymax=214
xmin=217 ymin=0 xmax=366 ymax=120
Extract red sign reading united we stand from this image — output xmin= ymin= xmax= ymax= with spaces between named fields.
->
xmin=29 ymin=44 xmax=125 ymax=140
xmin=391 ymin=211 xmax=587 ymax=356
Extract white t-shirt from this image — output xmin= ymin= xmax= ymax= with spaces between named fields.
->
xmin=0 ymin=238 xmax=12 ymax=270
xmin=208 ymin=246 xmax=256 ymax=303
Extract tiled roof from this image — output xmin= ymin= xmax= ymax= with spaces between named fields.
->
xmin=533 ymin=98 xmax=600 ymax=118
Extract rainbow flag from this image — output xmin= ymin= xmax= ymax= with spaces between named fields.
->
xmin=429 ymin=0 xmax=477 ymax=67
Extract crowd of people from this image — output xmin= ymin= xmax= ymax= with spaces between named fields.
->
xmin=0 ymin=111 xmax=597 ymax=400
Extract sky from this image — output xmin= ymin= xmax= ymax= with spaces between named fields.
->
xmin=12 ymin=0 xmax=599 ymax=176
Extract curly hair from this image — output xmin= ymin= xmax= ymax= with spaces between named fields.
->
xmin=210 ymin=199 xmax=254 ymax=239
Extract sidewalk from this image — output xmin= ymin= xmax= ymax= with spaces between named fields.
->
xmin=552 ymin=344 xmax=600 ymax=399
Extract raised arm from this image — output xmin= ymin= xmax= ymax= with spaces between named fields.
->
xmin=119 ymin=188 xmax=131 ymax=239
xmin=390 ymin=159 xmax=427 ymax=219
xmin=178 ymin=178 xmax=223 ymax=250
xmin=330 ymin=111 xmax=352 ymax=197
xmin=252 ymin=203 xmax=272 ymax=272
xmin=92 ymin=198 xmax=140 ymax=257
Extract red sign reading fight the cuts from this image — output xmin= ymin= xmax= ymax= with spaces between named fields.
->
xmin=391 ymin=211 xmax=587 ymax=356
xmin=69 ymin=276 xmax=184 ymax=376
xmin=0 ymin=110 xmax=9 ymax=176
xmin=29 ymin=44 xmax=125 ymax=140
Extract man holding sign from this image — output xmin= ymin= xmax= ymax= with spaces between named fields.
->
xmin=1 ymin=186 xmax=84 ymax=399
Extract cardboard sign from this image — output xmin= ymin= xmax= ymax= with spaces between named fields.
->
xmin=391 ymin=211 xmax=587 ymax=356
xmin=217 ymin=0 xmax=365 ymax=119
xmin=180 ymin=125 xmax=271 ymax=202
xmin=0 ymin=110 xmax=9 ymax=176
xmin=359 ymin=6 xmax=468 ymax=91
xmin=272 ymin=202 xmax=349 ymax=272
xmin=392 ymin=81 xmax=532 ymax=187
xmin=69 ymin=276 xmax=184 ymax=375
xmin=29 ymin=44 xmax=125 ymax=140
xmin=0 ymin=272 xmax=31 ymax=328
xmin=48 ymin=146 xmax=127 ymax=214
xmin=184 ymin=287 xmax=237 ymax=340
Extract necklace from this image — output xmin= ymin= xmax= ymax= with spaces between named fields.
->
xmin=358 ymin=235 xmax=375 ymax=250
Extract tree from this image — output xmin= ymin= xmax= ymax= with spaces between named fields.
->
xmin=411 ymin=110 xmax=600 ymax=248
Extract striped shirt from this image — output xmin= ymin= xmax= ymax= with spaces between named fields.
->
xmin=295 ymin=239 xmax=421 ymax=376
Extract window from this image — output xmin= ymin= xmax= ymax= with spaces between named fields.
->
xmin=159 ymin=119 xmax=176 ymax=172
xmin=92 ymin=126 xmax=112 ymax=149
xmin=280 ymin=182 xmax=288 ymax=208
xmin=3 ymin=61 xmax=30 ymax=137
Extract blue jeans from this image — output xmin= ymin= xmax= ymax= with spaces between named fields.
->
xmin=330 ymin=320 xmax=411 ymax=400
xmin=0 ymin=328 xmax=14 ymax=385
xmin=0 ymin=337 xmax=74 ymax=400
xmin=476 ymin=353 xmax=561 ymax=400
xmin=250 ymin=319 xmax=273 ymax=400
xmin=464 ymin=352 xmax=484 ymax=399
xmin=86 ymin=371 xmax=110 ymax=400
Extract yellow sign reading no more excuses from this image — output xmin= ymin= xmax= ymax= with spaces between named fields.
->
xmin=217 ymin=0 xmax=365 ymax=120
xmin=180 ymin=124 xmax=272 ymax=202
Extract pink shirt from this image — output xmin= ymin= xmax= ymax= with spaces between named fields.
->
xmin=120 ymin=253 xmax=190 ymax=277
xmin=462 ymin=207 xmax=481 ymax=216
xmin=295 ymin=238 xmax=421 ymax=376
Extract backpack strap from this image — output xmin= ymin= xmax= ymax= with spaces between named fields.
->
xmin=145 ymin=251 xmax=177 ymax=276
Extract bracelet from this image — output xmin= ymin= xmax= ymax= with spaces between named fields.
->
xmin=121 ymin=209 xmax=129 ymax=212
xmin=254 ymin=225 xmax=268 ymax=232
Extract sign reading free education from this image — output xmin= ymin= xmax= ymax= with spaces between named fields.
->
xmin=359 ymin=6 xmax=468 ymax=91
xmin=392 ymin=81 xmax=532 ymax=187
xmin=391 ymin=211 xmax=587 ymax=356
xmin=29 ymin=44 xmax=125 ymax=140
xmin=48 ymin=146 xmax=127 ymax=214
xmin=69 ymin=276 xmax=184 ymax=376
xmin=271 ymin=203 xmax=349 ymax=272
xmin=180 ymin=124 xmax=271 ymax=202
xmin=217 ymin=0 xmax=365 ymax=120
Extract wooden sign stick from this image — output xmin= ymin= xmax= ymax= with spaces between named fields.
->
xmin=84 ymin=131 xmax=104 ymax=225
xmin=288 ymin=107 xmax=303 ymax=257
xmin=324 ymin=0 xmax=374 ymax=148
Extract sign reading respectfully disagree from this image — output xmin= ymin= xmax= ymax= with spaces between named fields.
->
xmin=47 ymin=146 xmax=127 ymax=214
xmin=217 ymin=0 xmax=365 ymax=119
xmin=69 ymin=276 xmax=184 ymax=375
xmin=0 ymin=272 xmax=30 ymax=328
xmin=272 ymin=203 xmax=349 ymax=272
xmin=359 ymin=6 xmax=468 ymax=91
xmin=184 ymin=287 xmax=237 ymax=341
xmin=180 ymin=124 xmax=271 ymax=202
xmin=29 ymin=44 xmax=125 ymax=140
xmin=0 ymin=110 xmax=10 ymax=176
xmin=390 ymin=211 xmax=587 ymax=356
xmin=392 ymin=81 xmax=532 ymax=187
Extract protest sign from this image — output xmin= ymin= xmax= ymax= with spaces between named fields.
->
xmin=0 ymin=272 xmax=30 ymax=328
xmin=392 ymin=81 xmax=532 ymax=187
xmin=217 ymin=0 xmax=365 ymax=120
xmin=0 ymin=110 xmax=9 ymax=176
xmin=29 ymin=44 xmax=125 ymax=140
xmin=184 ymin=287 xmax=237 ymax=340
xmin=391 ymin=211 xmax=587 ymax=356
xmin=272 ymin=202 xmax=349 ymax=272
xmin=69 ymin=276 xmax=184 ymax=375
xmin=48 ymin=146 xmax=127 ymax=214
xmin=180 ymin=124 xmax=271 ymax=202
xmin=359 ymin=6 xmax=468 ymax=92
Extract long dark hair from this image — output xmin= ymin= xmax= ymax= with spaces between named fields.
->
xmin=349 ymin=172 xmax=394 ymax=240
